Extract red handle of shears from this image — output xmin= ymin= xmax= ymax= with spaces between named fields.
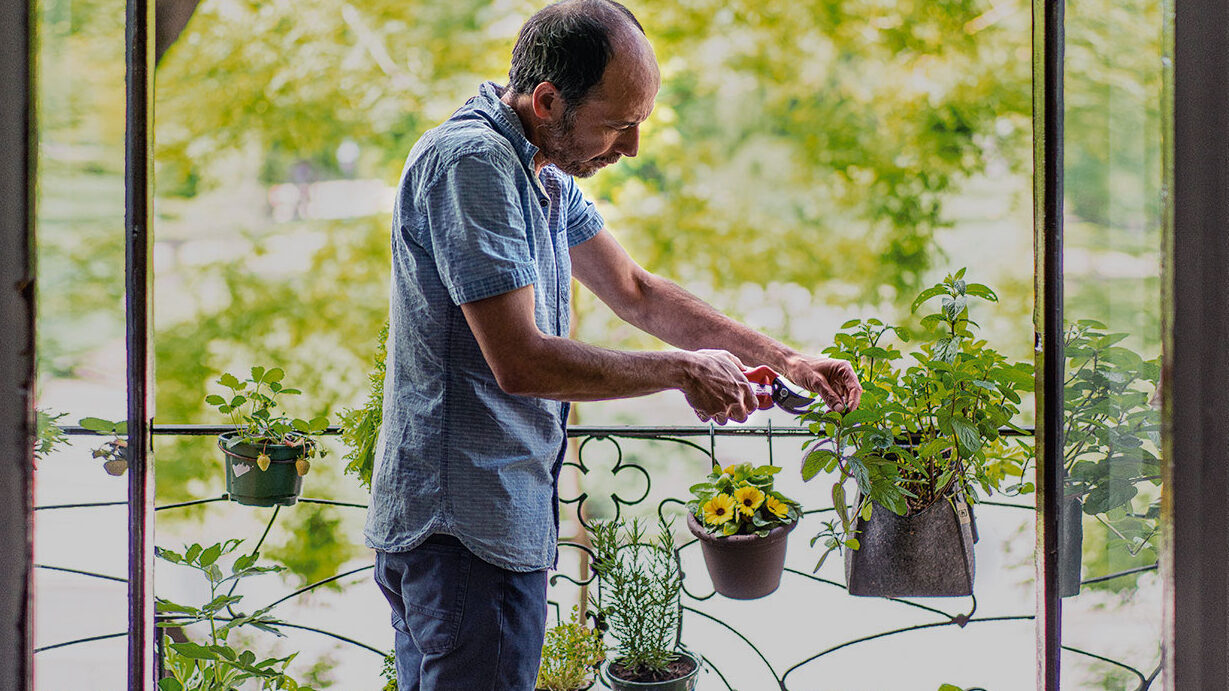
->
xmin=742 ymin=365 xmax=779 ymax=410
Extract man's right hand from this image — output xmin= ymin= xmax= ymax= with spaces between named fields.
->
xmin=681 ymin=349 xmax=759 ymax=425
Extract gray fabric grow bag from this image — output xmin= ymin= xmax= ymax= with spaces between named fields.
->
xmin=844 ymin=490 xmax=977 ymax=597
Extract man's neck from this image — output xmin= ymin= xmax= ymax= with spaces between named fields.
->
xmin=500 ymin=90 xmax=549 ymax=174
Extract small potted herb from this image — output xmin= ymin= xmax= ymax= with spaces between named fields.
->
xmin=536 ymin=606 xmax=606 ymax=691
xmin=208 ymin=366 xmax=329 ymax=507
xmin=589 ymin=518 xmax=701 ymax=691
xmin=800 ymin=271 xmax=1033 ymax=597
xmin=684 ymin=462 xmax=801 ymax=599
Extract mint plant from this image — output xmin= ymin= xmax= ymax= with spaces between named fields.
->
xmin=1062 ymin=320 xmax=1161 ymax=557
xmin=799 ymin=270 xmax=1033 ymax=570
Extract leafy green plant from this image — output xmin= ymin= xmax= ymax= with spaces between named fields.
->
xmin=339 ymin=321 xmax=387 ymax=490
xmin=33 ymin=408 xmax=68 ymax=463
xmin=686 ymin=462 xmax=801 ymax=537
xmin=588 ymin=518 xmax=682 ymax=680
xmin=1062 ymin=320 xmax=1161 ymax=555
xmin=79 ymin=416 xmax=129 ymax=475
xmin=208 ymin=366 xmax=329 ymax=466
xmin=155 ymin=539 xmax=313 ymax=691
xmin=380 ymin=652 xmax=396 ymax=691
xmin=536 ymin=606 xmax=607 ymax=691
xmin=799 ymin=270 xmax=1033 ymax=570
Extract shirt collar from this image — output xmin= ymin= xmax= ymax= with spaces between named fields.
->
xmin=471 ymin=81 xmax=541 ymax=172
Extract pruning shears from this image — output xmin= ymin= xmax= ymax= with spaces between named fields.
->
xmin=742 ymin=365 xmax=816 ymax=414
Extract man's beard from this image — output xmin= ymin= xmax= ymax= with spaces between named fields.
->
xmin=539 ymin=107 xmax=620 ymax=178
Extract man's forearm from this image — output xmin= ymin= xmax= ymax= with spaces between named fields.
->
xmin=494 ymin=333 xmax=696 ymax=402
xmin=620 ymin=273 xmax=801 ymax=374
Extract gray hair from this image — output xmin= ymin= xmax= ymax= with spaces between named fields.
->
xmin=507 ymin=0 xmax=644 ymax=107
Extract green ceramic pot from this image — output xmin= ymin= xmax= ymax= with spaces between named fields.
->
xmin=602 ymin=650 xmax=702 ymax=691
xmin=218 ymin=431 xmax=310 ymax=507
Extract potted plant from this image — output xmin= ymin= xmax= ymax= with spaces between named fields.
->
xmin=684 ymin=462 xmax=802 ymax=599
xmin=208 ymin=366 xmax=329 ymax=507
xmin=1057 ymin=320 xmax=1161 ymax=596
xmin=589 ymin=518 xmax=701 ymax=691
xmin=800 ymin=270 xmax=1033 ymax=597
xmin=78 ymin=417 xmax=129 ymax=476
xmin=536 ymin=605 xmax=607 ymax=691
xmin=155 ymin=539 xmax=313 ymax=690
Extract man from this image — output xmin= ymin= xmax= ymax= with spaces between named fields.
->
xmin=365 ymin=1 xmax=863 ymax=688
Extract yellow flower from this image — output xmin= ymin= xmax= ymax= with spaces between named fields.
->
xmin=765 ymin=495 xmax=790 ymax=519
xmin=733 ymin=486 xmax=765 ymax=516
xmin=723 ymin=464 xmax=740 ymax=476
xmin=702 ymin=494 xmax=737 ymax=526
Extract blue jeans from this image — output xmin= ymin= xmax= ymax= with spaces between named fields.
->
xmin=374 ymin=534 xmax=549 ymax=691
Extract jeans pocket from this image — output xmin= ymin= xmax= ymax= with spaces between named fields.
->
xmin=384 ymin=543 xmax=471 ymax=656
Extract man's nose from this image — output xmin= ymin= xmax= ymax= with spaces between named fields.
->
xmin=615 ymin=126 xmax=640 ymax=157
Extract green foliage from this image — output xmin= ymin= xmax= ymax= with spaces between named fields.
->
xmin=210 ymin=366 xmax=329 ymax=460
xmin=33 ymin=408 xmax=69 ymax=462
xmin=588 ymin=518 xmax=681 ymax=679
xmin=150 ymin=0 xmax=1031 ymax=301
xmin=263 ymin=506 xmax=358 ymax=591
xmin=686 ymin=462 xmax=801 ymax=537
xmin=799 ymin=271 xmax=1032 ymax=570
xmin=1062 ymin=320 xmax=1161 ymax=570
xmin=536 ymin=606 xmax=607 ymax=691
xmin=155 ymin=540 xmax=314 ymax=691
xmin=380 ymin=653 xmax=397 ymax=691
xmin=79 ymin=416 xmax=130 ymax=476
xmin=339 ymin=321 xmax=387 ymax=490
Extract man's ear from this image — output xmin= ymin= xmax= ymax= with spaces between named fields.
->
xmin=531 ymin=82 xmax=566 ymax=123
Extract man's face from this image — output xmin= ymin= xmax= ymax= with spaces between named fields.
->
xmin=536 ymin=40 xmax=660 ymax=178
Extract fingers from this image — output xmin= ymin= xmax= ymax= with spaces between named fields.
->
xmin=815 ymin=377 xmax=844 ymax=412
xmin=687 ymin=349 xmax=756 ymax=424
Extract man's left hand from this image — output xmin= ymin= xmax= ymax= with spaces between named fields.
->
xmin=786 ymin=356 xmax=863 ymax=413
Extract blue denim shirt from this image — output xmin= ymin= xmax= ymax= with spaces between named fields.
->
xmin=364 ymin=82 xmax=604 ymax=572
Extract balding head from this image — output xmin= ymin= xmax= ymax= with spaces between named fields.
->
xmin=507 ymin=0 xmax=648 ymax=108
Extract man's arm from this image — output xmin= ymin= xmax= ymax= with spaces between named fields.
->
xmin=460 ymin=284 xmax=760 ymax=423
xmin=570 ymin=229 xmax=862 ymax=411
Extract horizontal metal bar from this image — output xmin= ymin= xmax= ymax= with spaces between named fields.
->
xmin=34 ymin=632 xmax=126 ymax=654
xmin=55 ymin=423 xmax=1036 ymax=437
xmin=34 ymin=564 xmax=127 ymax=583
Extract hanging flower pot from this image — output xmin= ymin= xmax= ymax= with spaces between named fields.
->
xmin=602 ymin=649 xmax=702 ymax=691
xmin=685 ymin=511 xmax=796 ymax=599
xmin=684 ymin=462 xmax=803 ymax=600
xmin=844 ymin=486 xmax=977 ymax=598
xmin=206 ymin=366 xmax=330 ymax=508
xmin=218 ymin=432 xmax=311 ymax=507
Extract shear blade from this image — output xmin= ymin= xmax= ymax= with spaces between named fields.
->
xmin=771 ymin=378 xmax=815 ymax=413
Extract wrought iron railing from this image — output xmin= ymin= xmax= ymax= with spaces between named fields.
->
xmin=34 ymin=424 xmax=1160 ymax=689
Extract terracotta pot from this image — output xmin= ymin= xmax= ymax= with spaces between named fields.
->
xmin=685 ymin=511 xmax=797 ymax=600
xmin=844 ymin=487 xmax=977 ymax=597
xmin=602 ymin=650 xmax=702 ymax=691
xmin=218 ymin=432 xmax=309 ymax=507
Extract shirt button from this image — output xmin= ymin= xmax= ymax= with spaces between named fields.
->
xmin=539 ymin=198 xmax=548 ymax=207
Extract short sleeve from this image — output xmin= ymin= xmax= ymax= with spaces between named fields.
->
xmin=423 ymin=151 xmax=539 ymax=305
xmin=559 ymin=175 xmax=605 ymax=247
